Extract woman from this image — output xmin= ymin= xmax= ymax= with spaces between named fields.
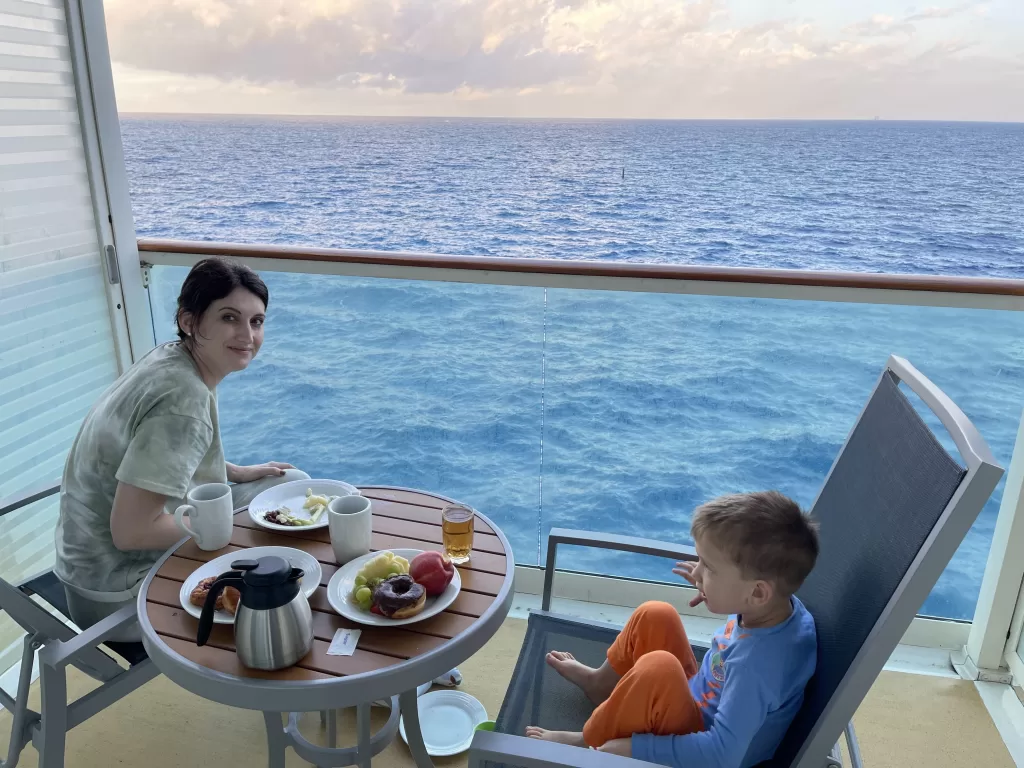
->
xmin=55 ymin=257 xmax=308 ymax=638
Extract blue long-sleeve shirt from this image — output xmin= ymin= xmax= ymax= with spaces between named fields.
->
xmin=632 ymin=596 xmax=816 ymax=768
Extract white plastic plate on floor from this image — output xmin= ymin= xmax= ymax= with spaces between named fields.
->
xmin=399 ymin=690 xmax=487 ymax=756
xmin=178 ymin=546 xmax=322 ymax=624
xmin=326 ymin=548 xmax=461 ymax=627
xmin=247 ymin=479 xmax=359 ymax=531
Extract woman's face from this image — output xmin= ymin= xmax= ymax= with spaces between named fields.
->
xmin=181 ymin=287 xmax=266 ymax=381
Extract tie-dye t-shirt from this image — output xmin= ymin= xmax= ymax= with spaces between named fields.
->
xmin=55 ymin=342 xmax=226 ymax=594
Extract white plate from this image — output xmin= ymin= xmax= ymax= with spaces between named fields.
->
xmin=247 ymin=479 xmax=359 ymax=531
xmin=400 ymin=691 xmax=487 ymax=756
xmin=326 ymin=548 xmax=461 ymax=627
xmin=178 ymin=546 xmax=323 ymax=625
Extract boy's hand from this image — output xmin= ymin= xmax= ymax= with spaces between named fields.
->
xmin=598 ymin=738 xmax=632 ymax=756
xmin=673 ymin=561 xmax=705 ymax=608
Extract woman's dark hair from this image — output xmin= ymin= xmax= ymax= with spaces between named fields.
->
xmin=175 ymin=257 xmax=269 ymax=342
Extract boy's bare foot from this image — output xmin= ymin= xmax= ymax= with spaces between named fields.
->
xmin=525 ymin=726 xmax=587 ymax=748
xmin=546 ymin=651 xmax=618 ymax=705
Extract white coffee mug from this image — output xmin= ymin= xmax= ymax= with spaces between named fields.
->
xmin=328 ymin=495 xmax=372 ymax=565
xmin=174 ymin=483 xmax=233 ymax=551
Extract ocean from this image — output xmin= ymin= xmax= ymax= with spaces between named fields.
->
xmin=121 ymin=117 xmax=1024 ymax=620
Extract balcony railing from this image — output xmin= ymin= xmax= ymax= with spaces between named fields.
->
xmin=139 ymin=238 xmax=1024 ymax=308
xmin=137 ymin=238 xmax=1024 ymax=660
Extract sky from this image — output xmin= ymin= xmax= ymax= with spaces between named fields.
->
xmin=106 ymin=0 xmax=1024 ymax=120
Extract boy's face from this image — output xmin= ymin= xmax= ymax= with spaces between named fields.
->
xmin=692 ymin=534 xmax=772 ymax=616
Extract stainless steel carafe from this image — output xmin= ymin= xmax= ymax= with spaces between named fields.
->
xmin=196 ymin=555 xmax=313 ymax=671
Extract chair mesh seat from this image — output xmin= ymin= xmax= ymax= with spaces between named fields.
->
xmin=493 ymin=612 xmax=707 ymax=761
xmin=22 ymin=570 xmax=149 ymax=667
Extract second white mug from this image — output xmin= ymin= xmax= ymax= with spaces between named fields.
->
xmin=174 ymin=482 xmax=233 ymax=551
xmin=328 ymin=494 xmax=372 ymax=565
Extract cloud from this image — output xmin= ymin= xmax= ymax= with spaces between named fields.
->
xmin=905 ymin=3 xmax=980 ymax=22
xmin=844 ymin=15 xmax=914 ymax=38
xmin=844 ymin=2 xmax=983 ymax=36
xmin=104 ymin=0 xmax=600 ymax=94
xmin=104 ymin=0 xmax=1024 ymax=120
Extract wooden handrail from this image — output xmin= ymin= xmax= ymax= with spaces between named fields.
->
xmin=137 ymin=238 xmax=1024 ymax=297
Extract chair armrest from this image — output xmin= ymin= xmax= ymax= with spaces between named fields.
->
xmin=543 ymin=528 xmax=697 ymax=611
xmin=469 ymin=731 xmax=664 ymax=768
xmin=37 ymin=603 xmax=140 ymax=670
xmin=0 ymin=480 xmax=61 ymax=518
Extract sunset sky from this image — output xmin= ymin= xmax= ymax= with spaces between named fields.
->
xmin=106 ymin=0 xmax=1024 ymax=120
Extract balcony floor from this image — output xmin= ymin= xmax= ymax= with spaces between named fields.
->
xmin=0 ymin=613 xmax=1015 ymax=768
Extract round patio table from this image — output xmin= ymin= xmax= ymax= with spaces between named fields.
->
xmin=136 ymin=486 xmax=514 ymax=768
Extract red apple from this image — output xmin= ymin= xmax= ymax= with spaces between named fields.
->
xmin=410 ymin=551 xmax=455 ymax=596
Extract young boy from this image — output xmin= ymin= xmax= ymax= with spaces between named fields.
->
xmin=526 ymin=491 xmax=819 ymax=768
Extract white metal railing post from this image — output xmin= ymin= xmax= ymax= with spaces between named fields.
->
xmin=955 ymin=409 xmax=1024 ymax=681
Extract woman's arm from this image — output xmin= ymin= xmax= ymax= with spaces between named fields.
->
xmin=225 ymin=461 xmax=294 ymax=483
xmin=109 ymin=481 xmax=186 ymax=551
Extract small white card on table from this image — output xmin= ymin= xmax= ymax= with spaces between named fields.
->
xmin=327 ymin=629 xmax=361 ymax=656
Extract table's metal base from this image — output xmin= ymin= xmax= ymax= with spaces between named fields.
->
xmin=399 ymin=688 xmax=435 ymax=768
xmin=261 ymin=696 xmax=401 ymax=768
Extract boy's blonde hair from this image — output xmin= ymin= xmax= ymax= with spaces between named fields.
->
xmin=691 ymin=491 xmax=819 ymax=596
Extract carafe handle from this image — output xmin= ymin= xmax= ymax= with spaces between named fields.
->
xmin=197 ymin=572 xmax=245 ymax=647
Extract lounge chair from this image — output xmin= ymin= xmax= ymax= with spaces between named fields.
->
xmin=470 ymin=355 xmax=1003 ymax=768
xmin=0 ymin=482 xmax=158 ymax=768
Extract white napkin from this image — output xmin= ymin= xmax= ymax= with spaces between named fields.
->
xmin=326 ymin=629 xmax=360 ymax=656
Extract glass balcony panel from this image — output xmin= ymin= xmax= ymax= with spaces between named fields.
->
xmin=148 ymin=266 xmax=546 ymax=565
xmin=542 ymin=289 xmax=1023 ymax=620
xmin=150 ymin=266 xmax=1024 ymax=619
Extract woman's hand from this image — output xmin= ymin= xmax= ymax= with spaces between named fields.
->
xmin=598 ymin=738 xmax=632 ymax=756
xmin=672 ymin=560 xmax=706 ymax=608
xmin=226 ymin=461 xmax=295 ymax=484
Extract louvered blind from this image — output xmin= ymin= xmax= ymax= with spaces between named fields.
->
xmin=0 ymin=0 xmax=121 ymax=658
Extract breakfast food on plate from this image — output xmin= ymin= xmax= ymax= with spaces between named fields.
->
xmin=302 ymin=489 xmax=332 ymax=521
xmin=263 ymin=507 xmax=309 ymax=526
xmin=189 ymin=577 xmax=219 ymax=608
xmin=190 ymin=576 xmax=242 ymax=615
xmin=409 ymin=551 xmax=455 ymax=596
xmin=351 ymin=551 xmax=411 ymax=609
xmin=221 ymin=586 xmax=241 ymax=615
xmin=263 ymin=489 xmax=342 ymax=526
xmin=348 ymin=550 xmax=453 ymax=619
xmin=372 ymin=574 xmax=426 ymax=619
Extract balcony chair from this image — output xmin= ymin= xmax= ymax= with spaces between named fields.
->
xmin=0 ymin=483 xmax=158 ymax=768
xmin=470 ymin=355 xmax=1004 ymax=768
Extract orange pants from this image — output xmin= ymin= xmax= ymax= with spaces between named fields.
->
xmin=582 ymin=601 xmax=705 ymax=748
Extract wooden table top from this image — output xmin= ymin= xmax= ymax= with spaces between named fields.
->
xmin=142 ymin=487 xmax=513 ymax=684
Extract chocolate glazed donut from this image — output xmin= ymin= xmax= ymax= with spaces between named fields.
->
xmin=374 ymin=574 xmax=427 ymax=618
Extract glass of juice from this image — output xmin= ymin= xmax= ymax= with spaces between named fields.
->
xmin=441 ymin=503 xmax=474 ymax=564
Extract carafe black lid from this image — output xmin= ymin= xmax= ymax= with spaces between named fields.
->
xmin=231 ymin=556 xmax=291 ymax=587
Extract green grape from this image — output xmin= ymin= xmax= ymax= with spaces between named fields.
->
xmin=355 ymin=587 xmax=372 ymax=604
xmin=354 ymin=575 xmax=367 ymax=587
xmin=387 ymin=564 xmax=403 ymax=576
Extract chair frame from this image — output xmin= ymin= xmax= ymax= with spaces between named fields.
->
xmin=470 ymin=355 xmax=1003 ymax=768
xmin=1 ymin=485 xmax=159 ymax=768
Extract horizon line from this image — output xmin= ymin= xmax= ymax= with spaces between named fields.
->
xmin=117 ymin=111 xmax=1024 ymax=125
